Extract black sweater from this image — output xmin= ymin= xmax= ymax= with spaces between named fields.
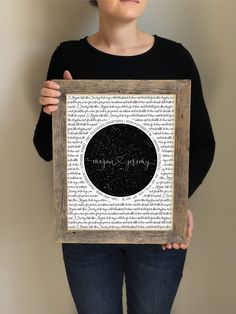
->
xmin=33 ymin=34 xmax=215 ymax=198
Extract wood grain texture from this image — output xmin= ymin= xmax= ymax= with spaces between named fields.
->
xmin=52 ymin=79 xmax=191 ymax=244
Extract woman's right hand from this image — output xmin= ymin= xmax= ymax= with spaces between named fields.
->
xmin=39 ymin=70 xmax=73 ymax=114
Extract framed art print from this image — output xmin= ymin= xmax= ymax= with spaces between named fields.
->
xmin=52 ymin=79 xmax=191 ymax=244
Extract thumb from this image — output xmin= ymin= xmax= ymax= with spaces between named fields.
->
xmin=63 ymin=70 xmax=73 ymax=80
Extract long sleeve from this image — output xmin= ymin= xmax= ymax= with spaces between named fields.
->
xmin=178 ymin=44 xmax=216 ymax=197
xmin=33 ymin=44 xmax=65 ymax=161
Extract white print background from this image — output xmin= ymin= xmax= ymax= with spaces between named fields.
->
xmin=66 ymin=94 xmax=176 ymax=230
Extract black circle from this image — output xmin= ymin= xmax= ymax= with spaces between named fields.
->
xmin=84 ymin=123 xmax=157 ymax=197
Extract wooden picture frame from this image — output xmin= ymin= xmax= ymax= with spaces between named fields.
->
xmin=52 ymin=79 xmax=191 ymax=244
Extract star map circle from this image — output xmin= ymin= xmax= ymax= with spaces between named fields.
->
xmin=84 ymin=123 xmax=158 ymax=197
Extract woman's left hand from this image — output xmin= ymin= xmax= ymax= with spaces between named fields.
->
xmin=161 ymin=209 xmax=194 ymax=250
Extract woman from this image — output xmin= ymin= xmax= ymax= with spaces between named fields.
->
xmin=33 ymin=0 xmax=215 ymax=313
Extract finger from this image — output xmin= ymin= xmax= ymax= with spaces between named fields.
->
xmin=187 ymin=210 xmax=194 ymax=238
xmin=39 ymin=97 xmax=60 ymax=106
xmin=161 ymin=244 xmax=166 ymax=250
xmin=63 ymin=70 xmax=73 ymax=80
xmin=180 ymin=242 xmax=188 ymax=249
xmin=180 ymin=235 xmax=191 ymax=249
xmin=40 ymin=88 xmax=61 ymax=97
xmin=166 ymin=243 xmax=172 ymax=249
xmin=43 ymin=105 xmax=58 ymax=114
xmin=43 ymin=80 xmax=60 ymax=89
xmin=183 ymin=209 xmax=193 ymax=242
xmin=187 ymin=227 xmax=192 ymax=239
xmin=181 ymin=239 xmax=190 ymax=249
xmin=188 ymin=211 xmax=194 ymax=237
xmin=172 ymin=242 xmax=180 ymax=249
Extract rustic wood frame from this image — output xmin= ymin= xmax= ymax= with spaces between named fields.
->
xmin=52 ymin=79 xmax=191 ymax=244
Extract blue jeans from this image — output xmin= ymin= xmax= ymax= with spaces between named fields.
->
xmin=62 ymin=243 xmax=187 ymax=314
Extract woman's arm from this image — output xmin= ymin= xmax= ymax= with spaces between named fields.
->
xmin=33 ymin=44 xmax=66 ymax=161
xmin=178 ymin=44 xmax=216 ymax=198
xmin=162 ymin=45 xmax=216 ymax=250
